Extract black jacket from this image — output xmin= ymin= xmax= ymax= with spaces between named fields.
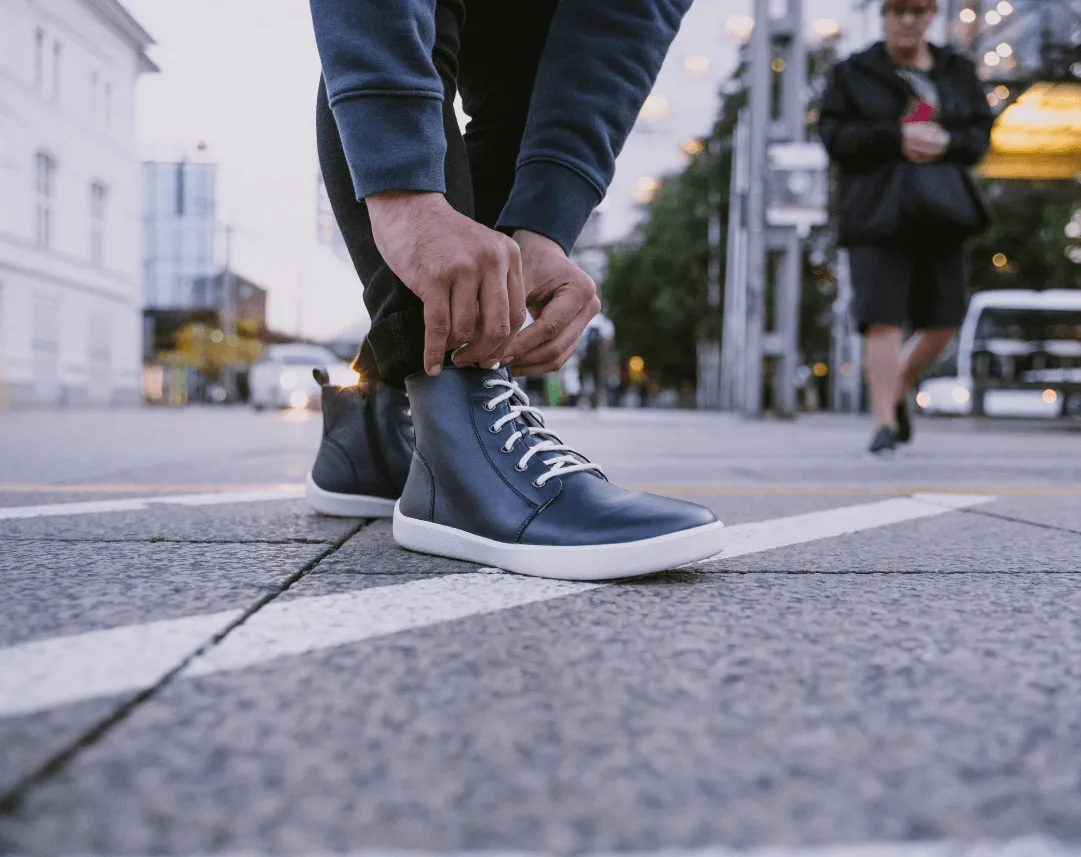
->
xmin=819 ymin=42 xmax=993 ymax=246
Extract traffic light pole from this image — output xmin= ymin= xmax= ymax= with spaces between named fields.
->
xmin=742 ymin=0 xmax=773 ymax=417
xmin=719 ymin=0 xmax=809 ymax=418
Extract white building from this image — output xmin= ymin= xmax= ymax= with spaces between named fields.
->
xmin=0 ymin=0 xmax=156 ymax=406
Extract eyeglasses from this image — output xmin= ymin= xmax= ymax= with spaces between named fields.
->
xmin=886 ymin=6 xmax=936 ymax=18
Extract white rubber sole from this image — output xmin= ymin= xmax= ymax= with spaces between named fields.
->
xmin=393 ymin=503 xmax=726 ymax=581
xmin=305 ymin=472 xmax=397 ymax=518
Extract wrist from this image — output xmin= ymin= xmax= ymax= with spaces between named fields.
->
xmin=513 ymin=229 xmax=566 ymax=257
xmin=366 ymin=190 xmax=446 ymax=218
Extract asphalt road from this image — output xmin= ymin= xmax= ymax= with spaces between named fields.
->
xmin=1 ymin=404 xmax=1080 ymax=857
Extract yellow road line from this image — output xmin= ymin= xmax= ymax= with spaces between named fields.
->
xmin=0 ymin=483 xmax=305 ymax=495
xmin=628 ymin=486 xmax=1081 ymax=497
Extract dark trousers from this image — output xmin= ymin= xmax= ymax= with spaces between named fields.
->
xmin=316 ymin=0 xmax=557 ymax=386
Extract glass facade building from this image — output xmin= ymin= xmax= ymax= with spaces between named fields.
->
xmin=141 ymin=160 xmax=218 ymax=309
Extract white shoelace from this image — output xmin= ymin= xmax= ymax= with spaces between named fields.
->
xmin=482 ymin=378 xmax=603 ymax=488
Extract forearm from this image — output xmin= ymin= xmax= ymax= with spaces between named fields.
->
xmin=309 ymin=0 xmax=446 ymax=199
xmin=496 ymin=0 xmax=693 ymax=252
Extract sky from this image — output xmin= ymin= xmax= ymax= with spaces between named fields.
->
xmin=124 ymin=0 xmax=362 ymax=340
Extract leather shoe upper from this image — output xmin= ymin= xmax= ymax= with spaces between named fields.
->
xmin=399 ymin=367 xmax=716 ymax=546
xmin=310 ymin=374 xmax=414 ymax=499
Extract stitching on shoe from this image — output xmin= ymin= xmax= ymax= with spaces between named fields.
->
xmin=412 ymin=449 xmax=436 ymax=522
xmin=516 ymin=478 xmax=563 ymax=543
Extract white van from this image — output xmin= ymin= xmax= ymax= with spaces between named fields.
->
xmin=916 ymin=290 xmax=1081 ymax=418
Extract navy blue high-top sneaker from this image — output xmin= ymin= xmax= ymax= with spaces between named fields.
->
xmin=306 ymin=369 xmax=414 ymax=518
xmin=394 ymin=366 xmax=725 ymax=580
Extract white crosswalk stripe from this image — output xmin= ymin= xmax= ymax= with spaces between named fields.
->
xmin=117 ymin=837 xmax=1081 ymax=856
xmin=0 ymin=487 xmax=305 ymax=520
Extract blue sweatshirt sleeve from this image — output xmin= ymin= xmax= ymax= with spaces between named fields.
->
xmin=496 ymin=0 xmax=693 ymax=253
xmin=309 ymin=0 xmax=447 ymax=200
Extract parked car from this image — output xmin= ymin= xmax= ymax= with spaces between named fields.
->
xmin=916 ymin=375 xmax=1062 ymax=417
xmin=248 ymin=344 xmax=356 ymax=410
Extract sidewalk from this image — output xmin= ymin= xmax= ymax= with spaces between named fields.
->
xmin=1 ymin=406 xmax=1080 ymax=855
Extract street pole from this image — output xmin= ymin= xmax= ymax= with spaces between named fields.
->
xmin=772 ymin=0 xmax=807 ymax=418
xmin=697 ymin=138 xmax=724 ymax=410
xmin=743 ymin=0 xmax=772 ymax=418
xmin=720 ymin=109 xmax=750 ymax=411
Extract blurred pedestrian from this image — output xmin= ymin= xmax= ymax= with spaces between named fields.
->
xmin=578 ymin=309 xmax=615 ymax=409
xmin=819 ymin=0 xmax=992 ymax=456
xmin=304 ymin=0 xmax=725 ymax=579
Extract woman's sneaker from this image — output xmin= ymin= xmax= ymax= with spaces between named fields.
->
xmin=306 ymin=370 xmax=415 ymax=518
xmin=394 ymin=366 xmax=726 ymax=581
xmin=894 ymin=399 xmax=912 ymax=444
xmin=868 ymin=425 xmax=897 ymax=458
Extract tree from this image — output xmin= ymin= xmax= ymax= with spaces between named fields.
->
xmin=968 ymin=184 xmax=1079 ymax=292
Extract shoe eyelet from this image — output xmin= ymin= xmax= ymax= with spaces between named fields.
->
xmin=532 ymin=478 xmax=544 ymax=488
xmin=515 ymin=462 xmax=528 ymax=472
xmin=488 ymin=423 xmax=501 ymax=434
xmin=482 ymin=379 xmax=495 ymax=388
xmin=483 ymin=401 xmax=496 ymax=412
xmin=501 ymin=443 xmax=514 ymax=454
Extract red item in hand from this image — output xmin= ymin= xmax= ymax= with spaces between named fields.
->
xmin=903 ymin=101 xmax=936 ymax=124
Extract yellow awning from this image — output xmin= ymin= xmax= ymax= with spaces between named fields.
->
xmin=978 ymin=82 xmax=1081 ymax=181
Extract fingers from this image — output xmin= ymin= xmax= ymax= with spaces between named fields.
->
xmin=506 ymin=275 xmax=595 ymax=363
xmin=510 ymin=295 xmax=601 ymax=376
xmin=422 ymin=294 xmax=453 ymax=376
xmin=449 ymin=278 xmax=478 ymax=351
xmin=506 ymin=245 xmax=527 ymax=343
xmin=453 ymin=239 xmax=521 ymax=367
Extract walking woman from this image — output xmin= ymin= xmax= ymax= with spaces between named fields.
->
xmin=819 ymin=0 xmax=993 ymax=455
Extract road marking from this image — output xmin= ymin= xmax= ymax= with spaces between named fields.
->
xmin=0 ymin=494 xmax=990 ymax=719
xmin=113 ymin=837 xmax=1080 ymax=856
xmin=0 ymin=483 xmax=305 ymax=495
xmin=699 ymin=493 xmax=992 ymax=563
xmin=0 ymin=487 xmax=305 ymax=521
xmin=184 ymin=574 xmax=597 ymax=678
xmin=0 ymin=576 xmax=594 ymax=719
xmin=0 ymin=611 xmax=241 ymax=719
xmin=632 ymin=486 xmax=1081 ymax=497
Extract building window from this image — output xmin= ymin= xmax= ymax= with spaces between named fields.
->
xmin=34 ymin=28 xmax=45 ymax=90
xmin=35 ymin=152 xmax=56 ymax=249
xmin=90 ymin=182 xmax=107 ymax=265
xmin=51 ymin=40 xmax=62 ymax=102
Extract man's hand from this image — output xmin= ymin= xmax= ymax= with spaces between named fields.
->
xmin=503 ymin=230 xmax=601 ymax=377
xmin=902 ymin=122 xmax=950 ymax=164
xmin=366 ymin=191 xmax=526 ymax=375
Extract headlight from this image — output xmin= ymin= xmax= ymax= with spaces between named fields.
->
xmin=951 ymin=387 xmax=971 ymax=404
xmin=288 ymin=390 xmax=309 ymax=409
xmin=915 ymin=391 xmax=931 ymax=409
xmin=280 ymin=372 xmax=298 ymax=390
